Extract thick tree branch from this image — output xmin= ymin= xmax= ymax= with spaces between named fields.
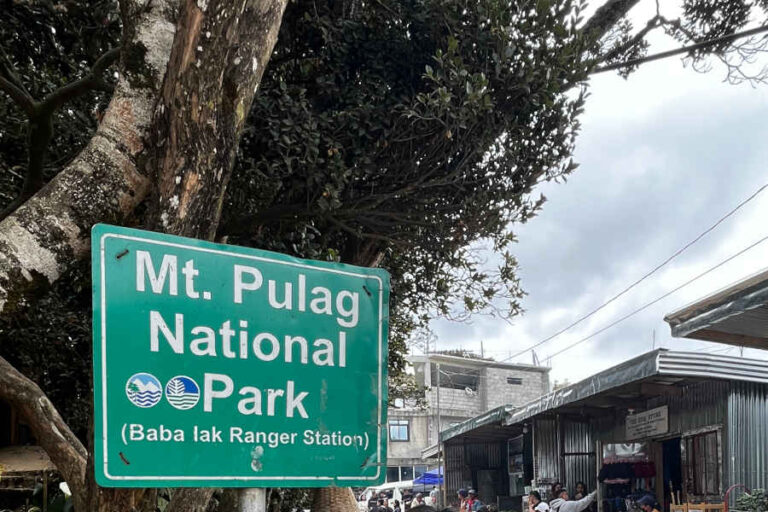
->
xmin=0 ymin=355 xmax=87 ymax=509
xmin=0 ymin=0 xmax=175 ymax=315
xmin=0 ymin=47 xmax=121 ymax=223
xmin=0 ymin=75 xmax=35 ymax=115
xmin=580 ymin=0 xmax=642 ymax=42
xmin=146 ymin=0 xmax=289 ymax=240
xmin=600 ymin=14 xmax=662 ymax=63
xmin=0 ymin=47 xmax=36 ymax=116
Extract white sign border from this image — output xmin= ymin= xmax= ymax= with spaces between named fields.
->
xmin=99 ymin=232 xmax=385 ymax=483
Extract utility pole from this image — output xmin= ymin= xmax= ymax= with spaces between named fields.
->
xmin=480 ymin=341 xmax=484 ymax=359
xmin=436 ymin=363 xmax=443 ymax=508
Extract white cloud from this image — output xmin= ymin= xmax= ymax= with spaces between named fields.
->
xmin=429 ymin=24 xmax=768 ymax=385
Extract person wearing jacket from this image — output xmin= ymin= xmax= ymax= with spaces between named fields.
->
xmin=549 ymin=490 xmax=598 ymax=512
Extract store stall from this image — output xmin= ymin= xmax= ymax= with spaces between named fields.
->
xmin=439 ymin=350 xmax=768 ymax=512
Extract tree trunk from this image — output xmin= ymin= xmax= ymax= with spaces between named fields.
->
xmin=166 ymin=488 xmax=221 ymax=512
xmin=0 ymin=0 xmax=175 ymax=315
xmin=0 ymin=0 xmax=287 ymax=510
xmin=146 ymin=0 xmax=288 ymax=239
xmin=141 ymin=0 xmax=288 ymax=510
xmin=311 ymin=488 xmax=360 ymax=512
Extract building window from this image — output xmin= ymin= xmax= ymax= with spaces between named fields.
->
xmin=507 ymin=377 xmax=523 ymax=385
xmin=431 ymin=364 xmax=479 ymax=391
xmin=683 ymin=431 xmax=720 ymax=496
xmin=389 ymin=419 xmax=410 ymax=442
xmin=401 ymin=466 xmax=414 ymax=480
xmin=386 ymin=466 xmax=400 ymax=482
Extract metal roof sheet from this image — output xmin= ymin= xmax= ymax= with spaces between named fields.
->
xmin=439 ymin=349 xmax=768 ymax=444
xmin=664 ymin=268 xmax=768 ymax=348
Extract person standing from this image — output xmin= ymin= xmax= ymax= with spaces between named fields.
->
xmin=468 ymin=489 xmax=483 ymax=511
xmin=550 ymin=490 xmax=598 ymax=512
xmin=394 ymin=500 xmax=402 ymax=512
xmin=529 ymin=491 xmax=550 ymax=512
xmin=458 ymin=489 xmax=469 ymax=512
xmin=574 ymin=483 xmax=588 ymax=500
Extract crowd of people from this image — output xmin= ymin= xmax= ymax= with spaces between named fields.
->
xmin=367 ymin=481 xmax=661 ymax=512
xmin=457 ymin=489 xmax=485 ymax=512
xmin=368 ymin=490 xmax=429 ymax=512
xmin=527 ymin=483 xmax=660 ymax=512
xmin=528 ymin=482 xmax=597 ymax=512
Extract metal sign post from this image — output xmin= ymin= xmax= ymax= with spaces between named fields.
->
xmin=239 ymin=488 xmax=266 ymax=512
xmin=92 ymin=224 xmax=389 ymax=487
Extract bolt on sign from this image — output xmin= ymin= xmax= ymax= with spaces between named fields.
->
xmin=92 ymin=224 xmax=389 ymax=487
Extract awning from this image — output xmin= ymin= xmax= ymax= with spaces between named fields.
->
xmin=438 ymin=349 xmax=768 ymax=445
xmin=664 ymin=267 xmax=768 ymax=349
xmin=439 ymin=404 xmax=513 ymax=442
xmin=0 ymin=446 xmax=57 ymax=492
xmin=413 ymin=467 xmax=443 ymax=485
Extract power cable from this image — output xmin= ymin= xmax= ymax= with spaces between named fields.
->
xmin=545 ymin=233 xmax=768 ymax=360
xmin=502 ymin=181 xmax=768 ymax=363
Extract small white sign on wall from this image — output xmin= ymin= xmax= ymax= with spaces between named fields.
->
xmin=626 ymin=405 xmax=669 ymax=440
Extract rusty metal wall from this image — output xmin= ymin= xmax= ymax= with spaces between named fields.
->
xmin=593 ymin=381 xmax=729 ymax=442
xmin=444 ymin=440 xmax=508 ymax=501
xmin=563 ymin=420 xmax=595 ymax=495
xmin=649 ymin=380 xmax=729 ymax=434
xmin=445 ymin=441 xmax=467 ymax=500
xmin=727 ymin=381 xmax=768 ymax=504
xmin=534 ymin=417 xmax=559 ymax=482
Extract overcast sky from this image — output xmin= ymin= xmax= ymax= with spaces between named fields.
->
xmin=427 ymin=8 xmax=768 ymax=385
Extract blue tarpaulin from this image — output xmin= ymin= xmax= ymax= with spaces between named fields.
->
xmin=413 ymin=467 xmax=443 ymax=485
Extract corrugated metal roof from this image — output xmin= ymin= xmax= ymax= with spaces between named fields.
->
xmin=437 ymin=350 xmax=768 ymax=444
xmin=438 ymin=404 xmax=513 ymax=442
xmin=664 ymin=268 xmax=768 ymax=348
xmin=658 ymin=351 xmax=768 ymax=384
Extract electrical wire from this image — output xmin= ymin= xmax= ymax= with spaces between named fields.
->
xmin=545 ymin=233 xmax=768 ymax=360
xmin=501 ymin=181 xmax=768 ymax=363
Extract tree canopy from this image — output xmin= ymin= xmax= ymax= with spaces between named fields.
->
xmin=1 ymin=0 xmax=767 ymax=509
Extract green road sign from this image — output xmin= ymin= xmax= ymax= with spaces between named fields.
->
xmin=92 ymin=224 xmax=389 ymax=487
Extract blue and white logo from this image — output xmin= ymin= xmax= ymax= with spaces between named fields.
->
xmin=125 ymin=373 xmax=162 ymax=408
xmin=165 ymin=376 xmax=200 ymax=410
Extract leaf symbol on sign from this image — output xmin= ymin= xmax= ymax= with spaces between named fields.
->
xmin=168 ymin=379 xmax=185 ymax=396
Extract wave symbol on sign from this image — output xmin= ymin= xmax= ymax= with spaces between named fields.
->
xmin=126 ymin=373 xmax=162 ymax=408
xmin=165 ymin=376 xmax=200 ymax=410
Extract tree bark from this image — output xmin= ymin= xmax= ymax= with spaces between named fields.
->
xmin=0 ymin=0 xmax=287 ymax=510
xmin=0 ymin=356 xmax=88 ymax=510
xmin=311 ymin=488 xmax=359 ymax=512
xmin=580 ymin=0 xmax=643 ymax=42
xmin=146 ymin=0 xmax=289 ymax=239
xmin=166 ymin=488 xmax=221 ymax=512
xmin=0 ymin=0 xmax=176 ymax=315
xmin=142 ymin=0 xmax=288 ymax=510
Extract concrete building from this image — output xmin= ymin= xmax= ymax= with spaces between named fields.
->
xmin=385 ymin=353 xmax=550 ymax=482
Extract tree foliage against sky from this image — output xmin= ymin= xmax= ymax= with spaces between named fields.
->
xmin=0 ymin=0 xmax=767 ymax=509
